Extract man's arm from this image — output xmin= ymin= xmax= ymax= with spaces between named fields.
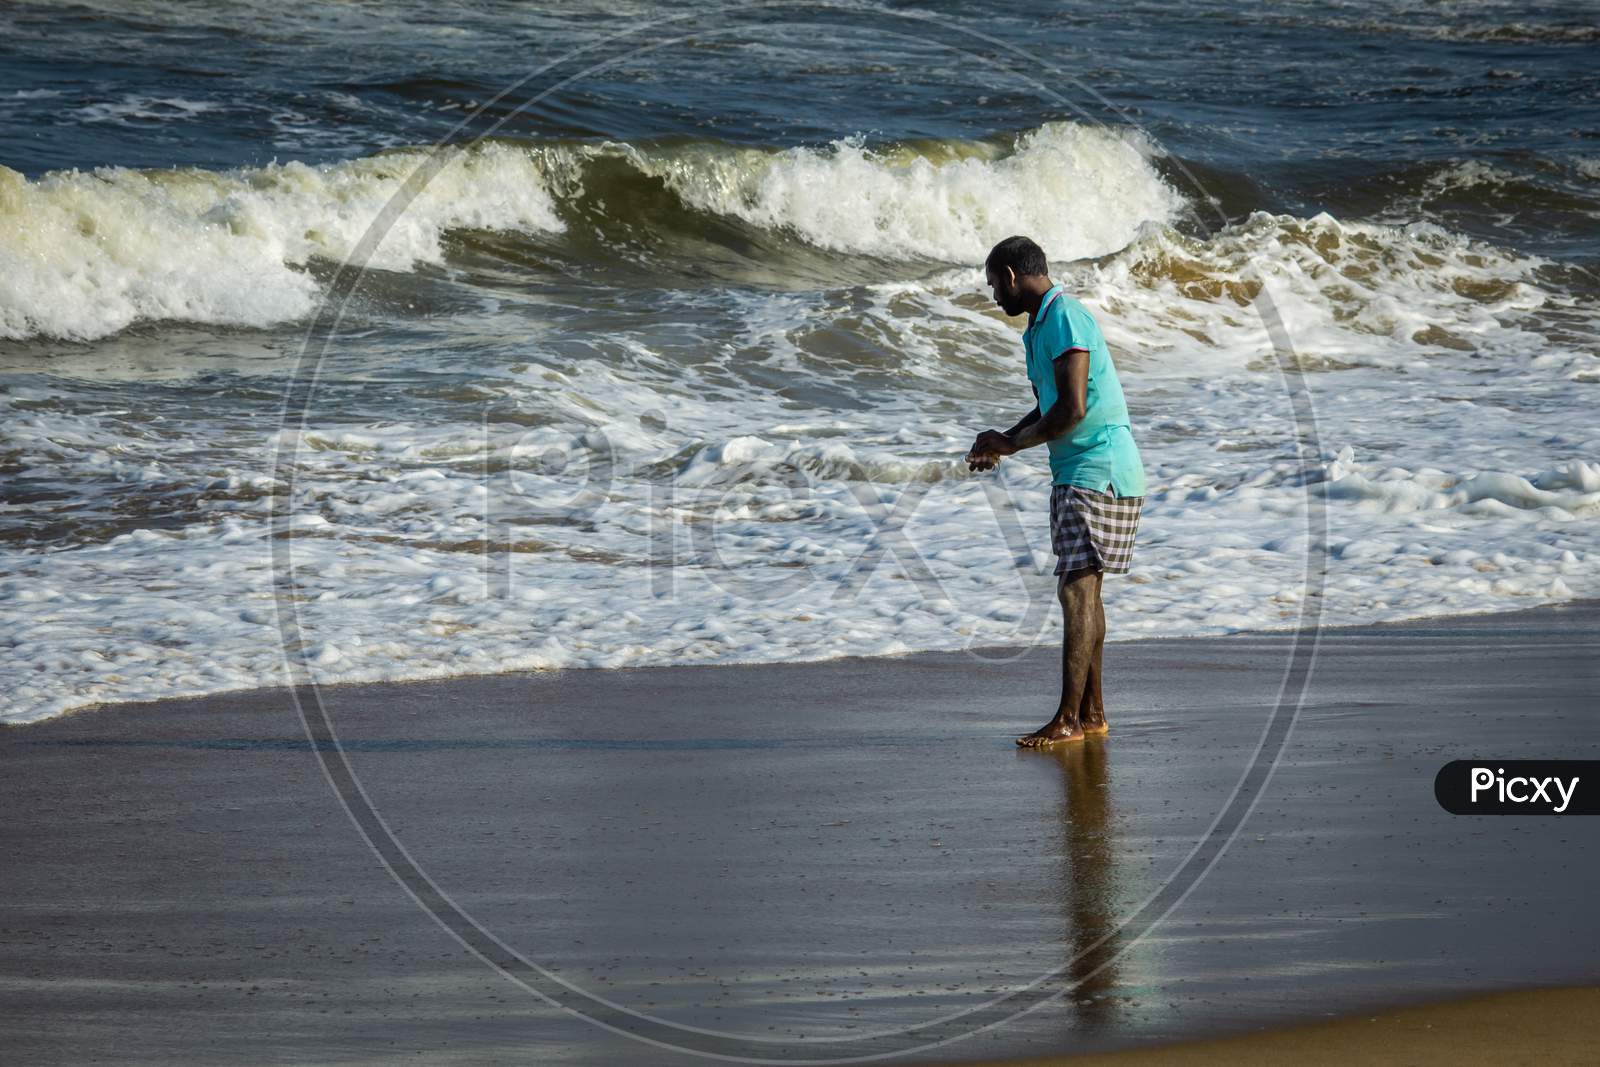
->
xmin=1003 ymin=406 xmax=1041 ymax=438
xmin=1009 ymin=349 xmax=1088 ymax=450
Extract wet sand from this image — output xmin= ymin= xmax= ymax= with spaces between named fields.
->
xmin=3 ymin=601 xmax=1597 ymax=1064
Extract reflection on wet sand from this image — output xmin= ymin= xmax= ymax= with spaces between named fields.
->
xmin=1023 ymin=739 xmax=1121 ymax=1033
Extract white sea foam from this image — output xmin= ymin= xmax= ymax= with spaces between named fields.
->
xmin=4 ymin=405 xmax=1594 ymax=725
xmin=4 ymin=268 xmax=1597 ymax=725
xmin=0 ymin=144 xmax=564 ymax=340
xmin=1067 ymin=211 xmax=1550 ymax=372
xmin=74 ymin=94 xmax=222 ymax=125
xmin=643 ymin=122 xmax=1181 ymax=263
xmin=0 ymin=124 xmax=1175 ymax=340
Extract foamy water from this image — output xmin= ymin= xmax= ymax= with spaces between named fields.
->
xmin=0 ymin=124 xmax=1175 ymax=342
xmin=3 ymin=1 xmax=1597 ymax=724
xmin=0 ymin=144 xmax=566 ymax=340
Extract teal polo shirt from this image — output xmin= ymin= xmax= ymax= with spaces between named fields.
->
xmin=1022 ymin=285 xmax=1147 ymax=496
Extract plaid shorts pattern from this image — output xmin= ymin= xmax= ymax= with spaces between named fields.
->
xmin=1049 ymin=484 xmax=1144 ymax=576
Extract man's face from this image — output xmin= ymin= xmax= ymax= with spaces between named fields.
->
xmin=986 ymin=265 xmax=1023 ymax=317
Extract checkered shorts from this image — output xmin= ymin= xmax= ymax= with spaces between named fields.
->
xmin=1050 ymin=484 xmax=1144 ymax=575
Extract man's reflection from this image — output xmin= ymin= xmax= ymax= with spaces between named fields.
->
xmin=1023 ymin=738 xmax=1120 ymax=1032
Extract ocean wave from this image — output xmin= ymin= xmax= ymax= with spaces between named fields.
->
xmin=1 ymin=127 xmax=1579 ymax=361
xmin=631 ymin=123 xmax=1180 ymax=263
xmin=1444 ymin=22 xmax=1600 ymax=44
xmin=0 ymin=123 xmax=1176 ymax=341
xmin=73 ymin=94 xmax=223 ymax=126
xmin=1274 ymin=13 xmax=1600 ymax=46
xmin=1378 ymin=159 xmax=1600 ymax=228
xmin=0 ymin=144 xmax=565 ymax=341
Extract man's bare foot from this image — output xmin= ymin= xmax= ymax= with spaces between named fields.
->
xmin=1081 ymin=715 xmax=1109 ymax=736
xmin=1016 ymin=717 xmax=1085 ymax=747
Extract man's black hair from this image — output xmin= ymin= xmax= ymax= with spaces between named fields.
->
xmin=985 ymin=235 xmax=1048 ymax=278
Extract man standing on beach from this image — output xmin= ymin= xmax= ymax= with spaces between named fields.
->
xmin=967 ymin=236 xmax=1146 ymax=747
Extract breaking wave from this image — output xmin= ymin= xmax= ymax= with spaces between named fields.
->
xmin=0 ymin=123 xmax=1179 ymax=341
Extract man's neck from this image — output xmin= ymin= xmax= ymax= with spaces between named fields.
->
xmin=1022 ymin=276 xmax=1056 ymax=322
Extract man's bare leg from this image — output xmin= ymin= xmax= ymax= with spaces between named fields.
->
xmin=1080 ymin=571 xmax=1109 ymax=735
xmin=1017 ymin=566 xmax=1102 ymax=747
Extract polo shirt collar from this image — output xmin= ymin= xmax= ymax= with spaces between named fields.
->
xmin=1026 ymin=283 xmax=1065 ymax=332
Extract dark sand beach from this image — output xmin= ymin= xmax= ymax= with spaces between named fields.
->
xmin=4 ymin=600 xmax=1597 ymax=1064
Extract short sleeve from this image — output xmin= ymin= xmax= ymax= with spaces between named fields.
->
xmin=1036 ymin=298 xmax=1087 ymax=362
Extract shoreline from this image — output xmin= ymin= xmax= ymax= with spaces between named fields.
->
xmin=3 ymin=598 xmax=1596 ymax=1063
xmin=12 ymin=596 xmax=1592 ymax=731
